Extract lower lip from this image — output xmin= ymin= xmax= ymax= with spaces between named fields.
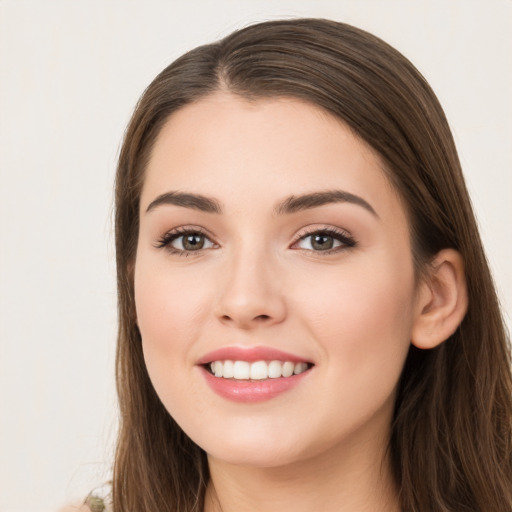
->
xmin=200 ymin=366 xmax=310 ymax=403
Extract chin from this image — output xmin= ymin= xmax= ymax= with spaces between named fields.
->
xmin=194 ymin=421 xmax=326 ymax=469
xmin=206 ymin=442 xmax=306 ymax=469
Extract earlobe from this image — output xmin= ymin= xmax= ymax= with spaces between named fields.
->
xmin=411 ymin=249 xmax=468 ymax=350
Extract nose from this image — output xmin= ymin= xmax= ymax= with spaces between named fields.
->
xmin=215 ymin=249 xmax=287 ymax=330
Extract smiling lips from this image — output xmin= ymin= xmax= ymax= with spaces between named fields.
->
xmin=198 ymin=347 xmax=313 ymax=402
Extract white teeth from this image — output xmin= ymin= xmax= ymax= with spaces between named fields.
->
xmin=268 ymin=360 xmax=282 ymax=379
xmin=233 ymin=361 xmax=250 ymax=380
xmin=207 ymin=360 xmax=311 ymax=380
xmin=223 ymin=360 xmax=234 ymax=379
xmin=282 ymin=361 xmax=294 ymax=377
xmin=214 ymin=361 xmax=223 ymax=377
xmin=250 ymin=361 xmax=268 ymax=380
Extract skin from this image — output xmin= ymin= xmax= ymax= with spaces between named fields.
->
xmin=134 ymin=92 xmax=451 ymax=511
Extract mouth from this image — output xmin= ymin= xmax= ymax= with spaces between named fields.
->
xmin=197 ymin=347 xmax=314 ymax=402
xmin=205 ymin=359 xmax=313 ymax=380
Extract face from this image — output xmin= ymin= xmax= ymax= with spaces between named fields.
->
xmin=134 ymin=92 xmax=420 ymax=469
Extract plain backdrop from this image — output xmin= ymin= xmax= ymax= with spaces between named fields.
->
xmin=0 ymin=1 xmax=510 ymax=511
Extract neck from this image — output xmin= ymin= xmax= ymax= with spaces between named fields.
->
xmin=204 ymin=428 xmax=400 ymax=512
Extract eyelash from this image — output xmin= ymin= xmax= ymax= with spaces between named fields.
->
xmin=155 ymin=227 xmax=215 ymax=256
xmin=292 ymin=227 xmax=357 ymax=255
xmin=155 ymin=226 xmax=357 ymax=256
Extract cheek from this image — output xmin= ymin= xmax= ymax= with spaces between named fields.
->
xmin=134 ymin=258 xmax=216 ymax=414
xmin=135 ymin=258 xmax=207 ymax=346
xmin=295 ymin=254 xmax=416 ymax=382
xmin=133 ymin=257 xmax=215 ymax=404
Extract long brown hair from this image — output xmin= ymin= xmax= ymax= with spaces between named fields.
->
xmin=113 ymin=18 xmax=512 ymax=511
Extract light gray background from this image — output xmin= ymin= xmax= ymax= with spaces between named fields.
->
xmin=0 ymin=1 xmax=510 ymax=511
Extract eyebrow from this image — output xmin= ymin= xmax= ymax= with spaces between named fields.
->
xmin=146 ymin=192 xmax=222 ymax=214
xmin=274 ymin=190 xmax=378 ymax=217
xmin=145 ymin=189 xmax=377 ymax=217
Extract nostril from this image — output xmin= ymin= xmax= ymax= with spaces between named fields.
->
xmin=255 ymin=314 xmax=271 ymax=321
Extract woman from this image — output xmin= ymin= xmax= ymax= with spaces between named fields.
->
xmin=86 ymin=18 xmax=512 ymax=511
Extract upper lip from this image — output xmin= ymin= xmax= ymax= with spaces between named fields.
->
xmin=196 ymin=346 xmax=313 ymax=365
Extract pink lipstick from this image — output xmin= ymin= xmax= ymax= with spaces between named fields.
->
xmin=197 ymin=346 xmax=313 ymax=403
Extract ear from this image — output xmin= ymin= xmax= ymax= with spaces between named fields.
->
xmin=411 ymin=249 xmax=468 ymax=349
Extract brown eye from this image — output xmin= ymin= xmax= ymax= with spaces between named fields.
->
xmin=293 ymin=229 xmax=356 ymax=253
xmin=180 ymin=233 xmax=206 ymax=251
xmin=158 ymin=231 xmax=215 ymax=253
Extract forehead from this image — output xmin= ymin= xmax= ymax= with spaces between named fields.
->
xmin=141 ymin=92 xmax=401 ymax=219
